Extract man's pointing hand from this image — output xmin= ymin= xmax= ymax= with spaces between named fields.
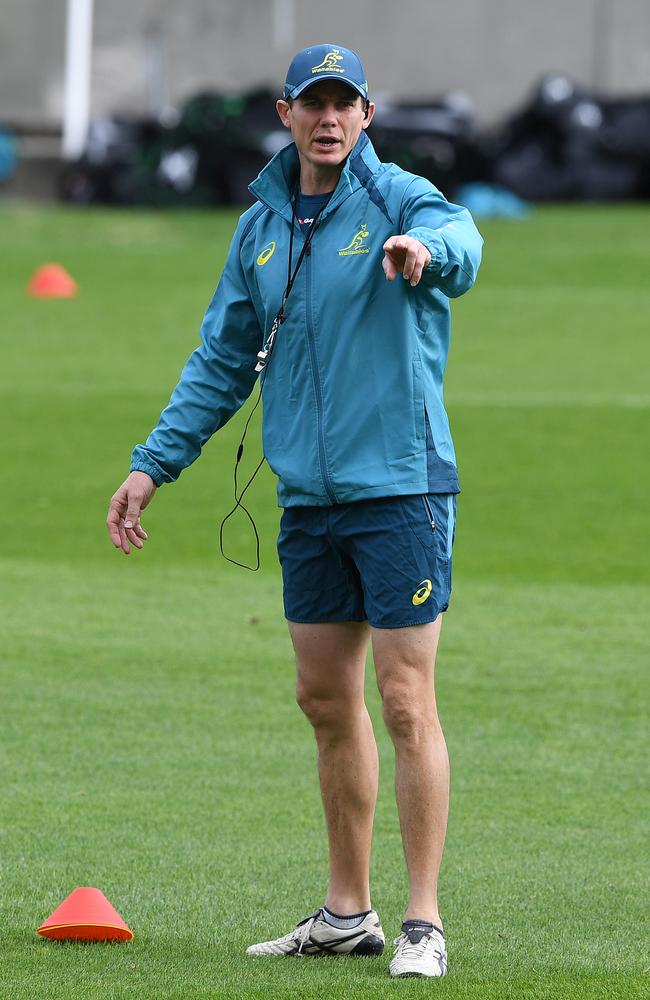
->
xmin=382 ymin=236 xmax=431 ymax=287
xmin=106 ymin=471 xmax=156 ymax=555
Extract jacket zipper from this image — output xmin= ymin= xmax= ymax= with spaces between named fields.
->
xmin=423 ymin=494 xmax=436 ymax=532
xmin=305 ymin=241 xmax=337 ymax=504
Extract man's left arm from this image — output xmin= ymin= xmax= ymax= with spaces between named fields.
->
xmin=385 ymin=176 xmax=483 ymax=298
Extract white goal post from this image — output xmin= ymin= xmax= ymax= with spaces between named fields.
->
xmin=62 ymin=0 xmax=94 ymax=159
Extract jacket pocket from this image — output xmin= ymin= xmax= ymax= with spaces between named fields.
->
xmin=412 ymin=355 xmax=425 ymax=442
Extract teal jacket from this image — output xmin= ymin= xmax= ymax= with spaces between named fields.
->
xmin=131 ymin=132 xmax=483 ymax=506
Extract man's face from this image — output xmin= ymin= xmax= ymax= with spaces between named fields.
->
xmin=276 ymin=80 xmax=374 ymax=170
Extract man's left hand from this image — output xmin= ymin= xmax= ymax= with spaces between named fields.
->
xmin=382 ymin=236 xmax=432 ymax=287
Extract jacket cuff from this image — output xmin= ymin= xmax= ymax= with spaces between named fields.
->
xmin=406 ymin=228 xmax=446 ymax=271
xmin=130 ymin=460 xmax=165 ymax=487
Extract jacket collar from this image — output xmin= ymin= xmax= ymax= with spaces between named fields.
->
xmin=249 ymin=131 xmax=381 ymax=223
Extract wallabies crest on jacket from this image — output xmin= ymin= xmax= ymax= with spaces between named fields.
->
xmin=338 ymin=223 xmax=370 ymax=256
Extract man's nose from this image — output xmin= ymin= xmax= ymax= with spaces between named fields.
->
xmin=319 ymin=104 xmax=338 ymax=125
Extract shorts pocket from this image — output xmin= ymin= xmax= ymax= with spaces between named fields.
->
xmin=403 ymin=494 xmax=437 ymax=551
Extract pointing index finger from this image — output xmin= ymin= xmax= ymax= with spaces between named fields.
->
xmin=403 ymin=242 xmax=419 ymax=280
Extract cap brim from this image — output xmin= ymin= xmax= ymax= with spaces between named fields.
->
xmin=287 ymin=76 xmax=367 ymax=100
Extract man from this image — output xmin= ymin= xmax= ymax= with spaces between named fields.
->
xmin=107 ymin=43 xmax=482 ymax=978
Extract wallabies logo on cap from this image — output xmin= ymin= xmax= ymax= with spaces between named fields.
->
xmin=312 ymin=49 xmax=344 ymax=75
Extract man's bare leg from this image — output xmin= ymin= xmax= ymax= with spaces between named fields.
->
xmin=289 ymin=620 xmax=377 ymax=914
xmin=372 ymin=614 xmax=449 ymax=926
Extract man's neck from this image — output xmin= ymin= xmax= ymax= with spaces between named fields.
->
xmin=298 ymin=158 xmax=341 ymax=195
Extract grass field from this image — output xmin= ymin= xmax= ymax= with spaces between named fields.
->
xmin=1 ymin=201 xmax=648 ymax=999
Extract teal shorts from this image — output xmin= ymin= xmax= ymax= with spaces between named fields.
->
xmin=277 ymin=493 xmax=457 ymax=629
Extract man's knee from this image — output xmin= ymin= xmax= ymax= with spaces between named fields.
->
xmin=380 ymin=679 xmax=437 ymax=744
xmin=296 ymin=682 xmax=359 ymax=732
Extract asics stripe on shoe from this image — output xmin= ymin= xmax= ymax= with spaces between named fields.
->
xmin=389 ymin=921 xmax=447 ymax=977
xmin=246 ymin=908 xmax=385 ymax=957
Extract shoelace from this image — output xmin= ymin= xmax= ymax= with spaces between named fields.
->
xmin=393 ymin=930 xmax=440 ymax=961
xmin=295 ymin=914 xmax=318 ymax=955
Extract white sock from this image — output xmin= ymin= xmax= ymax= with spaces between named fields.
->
xmin=322 ymin=905 xmax=370 ymax=929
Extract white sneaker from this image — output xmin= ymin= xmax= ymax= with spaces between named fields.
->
xmin=389 ymin=920 xmax=447 ymax=977
xmin=246 ymin=908 xmax=385 ymax=957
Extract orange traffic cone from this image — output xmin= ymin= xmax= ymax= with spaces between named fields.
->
xmin=37 ymin=887 xmax=133 ymax=941
xmin=27 ymin=263 xmax=78 ymax=298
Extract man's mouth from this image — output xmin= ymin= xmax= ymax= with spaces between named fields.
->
xmin=314 ymin=136 xmax=341 ymax=149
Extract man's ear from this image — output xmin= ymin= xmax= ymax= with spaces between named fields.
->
xmin=361 ymin=101 xmax=376 ymax=130
xmin=276 ymin=99 xmax=291 ymax=128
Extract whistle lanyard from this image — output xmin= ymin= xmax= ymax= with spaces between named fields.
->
xmin=219 ymin=188 xmax=328 ymax=571
xmin=255 ymin=193 xmax=327 ymax=372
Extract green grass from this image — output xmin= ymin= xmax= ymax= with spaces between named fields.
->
xmin=1 ymin=202 xmax=648 ymax=998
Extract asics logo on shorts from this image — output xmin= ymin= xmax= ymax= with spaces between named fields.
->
xmin=412 ymin=579 xmax=432 ymax=606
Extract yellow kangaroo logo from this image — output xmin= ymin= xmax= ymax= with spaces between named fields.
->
xmin=338 ymin=224 xmax=370 ymax=257
xmin=311 ymin=49 xmax=345 ymax=75
xmin=412 ymin=580 xmax=433 ymax=606
xmin=256 ymin=241 xmax=276 ymax=266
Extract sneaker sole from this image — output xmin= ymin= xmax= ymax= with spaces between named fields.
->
xmin=247 ymin=934 xmax=385 ymax=958
xmin=349 ymin=934 xmax=385 ymax=957
xmin=391 ymin=970 xmax=444 ymax=978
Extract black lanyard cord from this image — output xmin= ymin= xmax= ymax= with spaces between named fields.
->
xmin=255 ymin=194 xmax=326 ymax=372
xmin=218 ymin=384 xmax=265 ymax=571
xmin=219 ymin=189 xmax=327 ymax=571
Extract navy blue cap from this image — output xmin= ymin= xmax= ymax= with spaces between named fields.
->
xmin=283 ymin=44 xmax=368 ymax=101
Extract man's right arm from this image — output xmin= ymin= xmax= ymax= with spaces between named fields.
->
xmin=131 ymin=221 xmax=263 ymax=485
xmin=106 ymin=219 xmax=262 ymax=554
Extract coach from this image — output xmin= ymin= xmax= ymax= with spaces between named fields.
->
xmin=107 ymin=43 xmax=483 ymax=978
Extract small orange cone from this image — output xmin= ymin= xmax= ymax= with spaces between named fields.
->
xmin=37 ymin=887 xmax=133 ymax=941
xmin=27 ymin=263 xmax=78 ymax=298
